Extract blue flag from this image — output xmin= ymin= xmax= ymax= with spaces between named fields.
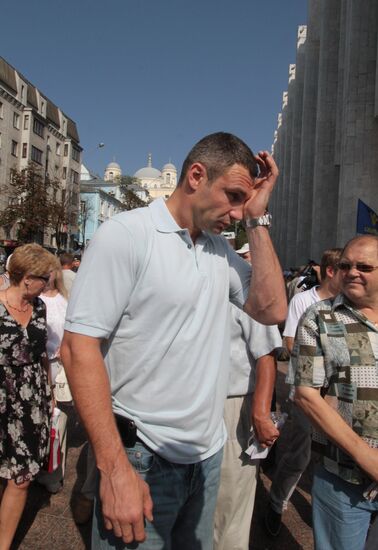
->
xmin=356 ymin=199 xmax=378 ymax=236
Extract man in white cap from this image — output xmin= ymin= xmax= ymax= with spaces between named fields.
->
xmin=236 ymin=242 xmax=251 ymax=264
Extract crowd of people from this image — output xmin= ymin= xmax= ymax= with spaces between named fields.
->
xmin=0 ymin=132 xmax=377 ymax=550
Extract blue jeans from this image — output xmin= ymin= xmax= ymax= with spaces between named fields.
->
xmin=92 ymin=440 xmax=223 ymax=549
xmin=312 ymin=464 xmax=378 ymax=550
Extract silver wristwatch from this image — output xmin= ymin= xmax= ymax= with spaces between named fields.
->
xmin=245 ymin=212 xmax=272 ymax=229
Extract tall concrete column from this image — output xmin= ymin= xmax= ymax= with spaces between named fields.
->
xmin=296 ymin=0 xmax=321 ymax=264
xmin=270 ymin=128 xmax=279 ymax=245
xmin=337 ymin=0 xmax=378 ymax=245
xmin=310 ymin=0 xmax=341 ymax=260
xmin=279 ymin=66 xmax=296 ymax=268
xmin=271 ymin=113 xmax=284 ymax=255
xmin=286 ymin=27 xmax=307 ymax=267
xmin=277 ymin=92 xmax=289 ymax=264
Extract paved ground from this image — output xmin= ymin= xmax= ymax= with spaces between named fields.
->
xmin=13 ymin=362 xmax=314 ymax=549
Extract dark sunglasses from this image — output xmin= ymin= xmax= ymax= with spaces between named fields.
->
xmin=31 ymin=274 xmax=50 ymax=283
xmin=338 ymin=262 xmax=378 ymax=273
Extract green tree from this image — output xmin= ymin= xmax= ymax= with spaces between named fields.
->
xmin=0 ymin=162 xmax=67 ymax=245
xmin=119 ymin=175 xmax=147 ymax=210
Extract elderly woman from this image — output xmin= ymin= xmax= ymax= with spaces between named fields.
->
xmin=0 ymin=243 xmax=57 ymax=549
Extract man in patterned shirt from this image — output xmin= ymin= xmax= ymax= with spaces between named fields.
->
xmin=293 ymin=235 xmax=378 ymax=550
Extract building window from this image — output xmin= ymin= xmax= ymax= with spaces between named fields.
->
xmin=13 ymin=113 xmax=20 ymax=129
xmin=11 ymin=140 xmax=18 ymax=157
xmin=166 ymin=173 xmax=171 ymax=184
xmin=21 ymin=85 xmax=25 ymax=102
xmin=33 ymin=118 xmax=44 ymax=138
xmin=24 ymin=115 xmax=29 ymax=130
xmin=71 ymin=191 xmax=78 ymax=206
xmin=72 ymin=146 xmax=80 ymax=162
xmin=70 ymin=169 xmax=79 ymax=184
xmin=10 ymin=168 xmax=17 ymax=183
xmin=62 ymin=167 xmax=67 ymax=179
xmin=61 ymin=189 xmax=66 ymax=203
xmin=31 ymin=145 xmax=43 ymax=164
xmin=64 ymin=143 xmax=69 ymax=157
xmin=56 ymin=142 xmax=61 ymax=155
xmin=0 ymin=102 xmax=3 ymax=119
xmin=22 ymin=143 xmax=27 ymax=158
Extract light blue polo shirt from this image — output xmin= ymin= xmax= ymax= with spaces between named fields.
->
xmin=65 ymin=198 xmax=251 ymax=463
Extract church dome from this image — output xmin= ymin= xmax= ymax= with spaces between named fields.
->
xmin=134 ymin=166 xmax=162 ymax=179
xmin=162 ymin=162 xmax=176 ymax=172
xmin=106 ymin=161 xmax=121 ymax=170
xmin=134 ymin=153 xmax=161 ymax=180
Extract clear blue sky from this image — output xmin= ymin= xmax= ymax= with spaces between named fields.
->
xmin=2 ymin=0 xmax=307 ymax=177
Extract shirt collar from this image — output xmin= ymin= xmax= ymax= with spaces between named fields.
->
xmin=332 ymin=293 xmax=366 ymax=319
xmin=149 ymin=198 xmax=183 ymax=233
xmin=148 ymin=198 xmax=210 ymax=245
xmin=331 ymin=293 xmax=347 ymax=311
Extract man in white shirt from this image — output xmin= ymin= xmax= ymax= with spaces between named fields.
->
xmin=214 ymin=304 xmax=281 ymax=550
xmin=265 ymin=248 xmax=342 ymax=536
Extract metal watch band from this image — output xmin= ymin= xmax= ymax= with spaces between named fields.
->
xmin=245 ymin=212 xmax=272 ymax=229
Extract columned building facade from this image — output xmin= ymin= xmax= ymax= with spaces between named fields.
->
xmin=270 ymin=0 xmax=378 ymax=267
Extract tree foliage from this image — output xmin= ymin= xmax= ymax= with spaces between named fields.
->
xmin=0 ymin=162 xmax=70 ymax=245
xmin=119 ymin=175 xmax=147 ymax=210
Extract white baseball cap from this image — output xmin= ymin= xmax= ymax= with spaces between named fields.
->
xmin=236 ymin=243 xmax=250 ymax=255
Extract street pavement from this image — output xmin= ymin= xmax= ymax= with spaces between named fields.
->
xmin=11 ymin=363 xmax=315 ymax=549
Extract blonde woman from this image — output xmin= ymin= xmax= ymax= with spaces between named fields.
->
xmin=37 ymin=261 xmax=70 ymax=493
xmin=0 ymin=244 xmax=57 ymax=550
xmin=40 ymin=261 xmax=68 ymax=385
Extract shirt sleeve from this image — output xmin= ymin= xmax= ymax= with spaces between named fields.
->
xmin=283 ymin=294 xmax=306 ymax=337
xmin=292 ymin=310 xmax=327 ymax=388
xmin=64 ymin=217 xmax=141 ymax=339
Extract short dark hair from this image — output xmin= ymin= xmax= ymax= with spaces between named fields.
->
xmin=59 ymin=252 xmax=74 ymax=267
xmin=178 ymin=132 xmax=258 ymax=186
xmin=320 ymin=248 xmax=342 ymax=280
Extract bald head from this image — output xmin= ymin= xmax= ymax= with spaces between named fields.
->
xmin=342 ymin=235 xmax=378 ymax=258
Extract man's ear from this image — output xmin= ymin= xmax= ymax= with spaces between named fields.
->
xmin=186 ymin=162 xmax=207 ymax=191
xmin=326 ymin=265 xmax=335 ymax=279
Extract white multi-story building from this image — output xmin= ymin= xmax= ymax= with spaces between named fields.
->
xmin=0 ymin=56 xmax=82 ymax=249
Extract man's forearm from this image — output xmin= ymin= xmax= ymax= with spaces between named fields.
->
xmin=285 ymin=336 xmax=294 ymax=355
xmin=295 ymin=386 xmax=378 ymax=480
xmin=252 ymin=353 xmax=276 ymax=418
xmin=244 ymin=226 xmax=287 ymax=325
xmin=60 ymin=332 xmax=125 ymax=469
xmin=251 ymin=353 xmax=279 ymax=444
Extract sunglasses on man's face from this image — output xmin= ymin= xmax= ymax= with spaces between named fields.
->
xmin=338 ymin=262 xmax=378 ymax=273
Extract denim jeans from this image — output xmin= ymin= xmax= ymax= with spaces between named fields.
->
xmin=92 ymin=440 xmax=223 ymax=549
xmin=312 ymin=464 xmax=378 ymax=550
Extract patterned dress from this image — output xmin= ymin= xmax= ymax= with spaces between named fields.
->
xmin=0 ymin=297 xmax=52 ymax=484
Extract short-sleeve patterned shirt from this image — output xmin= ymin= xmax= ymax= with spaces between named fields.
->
xmin=292 ymin=294 xmax=378 ymax=485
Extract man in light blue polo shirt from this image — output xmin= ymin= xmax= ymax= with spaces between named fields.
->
xmin=61 ymin=132 xmax=287 ymax=549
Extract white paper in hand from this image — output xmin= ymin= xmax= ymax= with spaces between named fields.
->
xmin=245 ymin=412 xmax=288 ymax=460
